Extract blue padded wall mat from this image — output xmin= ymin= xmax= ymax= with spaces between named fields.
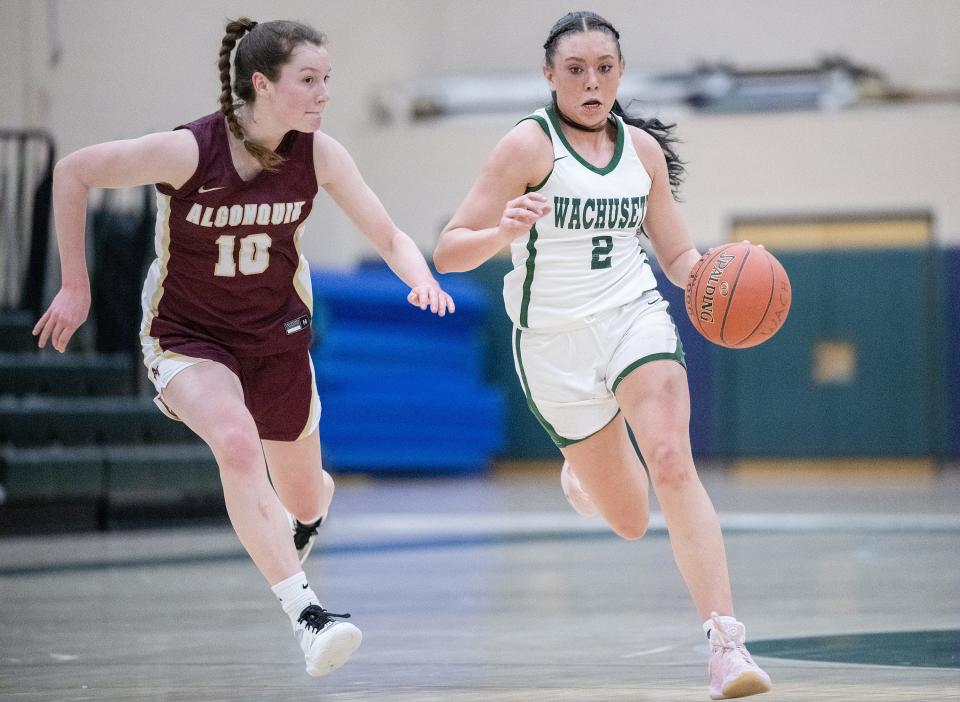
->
xmin=310 ymin=265 xmax=505 ymax=474
xmin=316 ymin=326 xmax=482 ymax=378
xmin=311 ymin=267 xmax=487 ymax=333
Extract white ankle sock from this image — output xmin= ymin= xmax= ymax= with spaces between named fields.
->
xmin=271 ymin=571 xmax=320 ymax=626
xmin=703 ymin=614 xmax=738 ymax=639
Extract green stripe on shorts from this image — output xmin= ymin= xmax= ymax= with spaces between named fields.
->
xmin=611 ymin=326 xmax=686 ymax=394
xmin=514 ymin=328 xmax=575 ymax=448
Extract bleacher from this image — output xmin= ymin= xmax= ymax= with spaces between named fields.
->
xmin=0 ymin=315 xmax=221 ymax=531
xmin=0 ymin=147 xmax=506 ymax=531
xmin=0 ymin=262 xmax=508 ymax=529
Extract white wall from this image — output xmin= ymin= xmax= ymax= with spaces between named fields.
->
xmin=0 ymin=0 xmax=49 ymax=128
xmin=0 ymin=3 xmax=25 ymax=128
xmin=4 ymin=0 xmax=959 ymax=265
xmin=355 ymin=102 xmax=960 ymax=257
xmin=426 ymin=0 xmax=960 ymax=90
xmin=679 ymin=104 xmax=960 ymax=246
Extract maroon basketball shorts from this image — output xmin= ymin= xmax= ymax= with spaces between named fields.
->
xmin=142 ymin=339 xmax=321 ymax=442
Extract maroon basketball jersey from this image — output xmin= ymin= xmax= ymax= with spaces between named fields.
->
xmin=142 ymin=112 xmax=318 ymax=357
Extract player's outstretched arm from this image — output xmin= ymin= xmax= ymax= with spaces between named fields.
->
xmin=33 ymin=131 xmax=199 ymax=352
xmin=315 ymin=132 xmax=454 ymax=316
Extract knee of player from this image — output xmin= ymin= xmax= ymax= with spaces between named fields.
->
xmin=646 ymin=443 xmax=694 ymax=491
xmin=208 ymin=425 xmax=263 ymax=474
xmin=288 ymin=470 xmax=335 ymax=523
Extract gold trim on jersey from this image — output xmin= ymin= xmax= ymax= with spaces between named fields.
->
xmin=139 ymin=193 xmax=174 ymax=368
xmin=292 ymin=222 xmax=313 ymax=314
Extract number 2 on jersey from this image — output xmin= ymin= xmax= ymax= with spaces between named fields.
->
xmin=591 ymin=235 xmax=613 ymax=269
xmin=214 ymin=233 xmax=272 ymax=276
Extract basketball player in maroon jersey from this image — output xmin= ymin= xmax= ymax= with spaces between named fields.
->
xmin=34 ymin=17 xmax=453 ymax=678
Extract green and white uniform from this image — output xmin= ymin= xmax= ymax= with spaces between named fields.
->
xmin=504 ymin=105 xmax=656 ymax=330
xmin=507 ymin=105 xmax=684 ymax=447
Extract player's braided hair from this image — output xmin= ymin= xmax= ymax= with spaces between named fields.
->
xmin=544 ymin=11 xmax=685 ymax=199
xmin=218 ymin=17 xmax=326 ymax=172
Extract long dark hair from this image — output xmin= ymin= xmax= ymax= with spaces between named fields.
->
xmin=218 ymin=17 xmax=326 ymax=171
xmin=544 ymin=11 xmax=685 ymax=198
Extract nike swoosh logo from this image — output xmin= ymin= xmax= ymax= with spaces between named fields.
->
xmin=553 ymin=156 xmax=568 ymax=162
xmin=198 ymin=185 xmax=225 ymax=193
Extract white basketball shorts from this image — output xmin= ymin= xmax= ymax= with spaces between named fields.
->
xmin=511 ymin=289 xmax=685 ymax=447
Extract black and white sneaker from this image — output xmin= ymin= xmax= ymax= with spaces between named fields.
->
xmin=294 ymin=604 xmax=362 ymax=677
xmin=289 ymin=514 xmax=324 ymax=564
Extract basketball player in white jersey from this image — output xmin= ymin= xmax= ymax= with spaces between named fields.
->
xmin=434 ymin=11 xmax=771 ymax=700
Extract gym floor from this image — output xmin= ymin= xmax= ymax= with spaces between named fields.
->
xmin=2 ymin=463 xmax=958 ymax=701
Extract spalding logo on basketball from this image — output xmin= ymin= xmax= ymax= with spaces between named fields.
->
xmin=684 ymin=241 xmax=791 ymax=348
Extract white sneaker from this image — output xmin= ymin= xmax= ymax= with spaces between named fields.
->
xmin=707 ymin=612 xmax=772 ymax=699
xmin=560 ymin=460 xmax=598 ymax=517
xmin=294 ymin=604 xmax=362 ymax=677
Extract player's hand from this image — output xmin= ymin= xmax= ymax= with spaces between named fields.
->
xmin=33 ymin=284 xmax=91 ymax=353
xmin=498 ymin=193 xmax=551 ymax=242
xmin=407 ymin=282 xmax=456 ymax=317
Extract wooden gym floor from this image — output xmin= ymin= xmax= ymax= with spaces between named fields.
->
xmin=2 ymin=463 xmax=958 ymax=701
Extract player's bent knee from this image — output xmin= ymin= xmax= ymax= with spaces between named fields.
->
xmin=283 ymin=469 xmax=334 ymax=523
xmin=288 ymin=491 xmax=327 ymax=523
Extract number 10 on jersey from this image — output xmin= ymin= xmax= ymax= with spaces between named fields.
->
xmin=214 ymin=233 xmax=273 ymax=276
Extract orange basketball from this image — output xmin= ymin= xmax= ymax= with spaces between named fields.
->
xmin=684 ymin=242 xmax=791 ymax=348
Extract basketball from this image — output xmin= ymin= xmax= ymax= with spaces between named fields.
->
xmin=684 ymin=242 xmax=791 ymax=348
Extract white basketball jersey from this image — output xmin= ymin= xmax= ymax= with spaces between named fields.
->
xmin=503 ymin=105 xmax=657 ymax=330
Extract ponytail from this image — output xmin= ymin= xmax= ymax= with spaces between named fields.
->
xmin=218 ymin=17 xmax=284 ymax=172
xmin=613 ymin=100 xmax=685 ymax=199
